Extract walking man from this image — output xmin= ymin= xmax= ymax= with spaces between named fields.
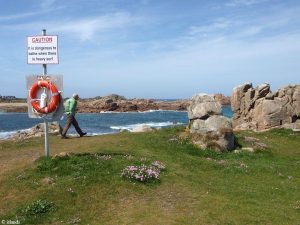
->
xmin=61 ymin=93 xmax=87 ymax=138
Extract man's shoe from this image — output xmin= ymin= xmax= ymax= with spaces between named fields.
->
xmin=61 ymin=135 xmax=69 ymax=139
xmin=80 ymin=132 xmax=87 ymax=137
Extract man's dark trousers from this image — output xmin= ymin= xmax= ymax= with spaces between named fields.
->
xmin=62 ymin=115 xmax=84 ymax=136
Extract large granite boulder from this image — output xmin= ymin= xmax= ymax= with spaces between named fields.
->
xmin=188 ymin=93 xmax=222 ymax=119
xmin=231 ymin=83 xmax=300 ymax=131
xmin=188 ymin=93 xmax=235 ymax=152
xmin=213 ymin=93 xmax=231 ymax=105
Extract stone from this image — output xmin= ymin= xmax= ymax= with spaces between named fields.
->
xmin=10 ymin=122 xmax=61 ymax=141
xmin=213 ymin=93 xmax=231 ymax=105
xmin=205 ymin=115 xmax=232 ymax=131
xmin=231 ymin=82 xmax=252 ymax=112
xmin=76 ymin=95 xmax=190 ymax=113
xmin=131 ymin=125 xmax=153 ymax=133
xmin=232 ymin=83 xmax=300 ymax=131
xmin=41 ymin=177 xmax=55 ymax=185
xmin=243 ymin=136 xmax=267 ymax=150
xmin=265 ymin=92 xmax=274 ymax=100
xmin=255 ymin=83 xmax=270 ymax=99
xmin=188 ymin=93 xmax=235 ymax=152
xmin=168 ymin=137 xmax=179 ymax=143
xmin=189 ymin=119 xmax=206 ymax=133
xmin=188 ymin=93 xmax=222 ymax=120
xmin=234 ymin=147 xmax=254 ymax=153
xmin=53 ymin=152 xmax=71 ymax=159
xmin=58 ymin=152 xmax=69 ymax=157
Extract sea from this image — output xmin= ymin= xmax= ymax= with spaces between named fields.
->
xmin=0 ymin=106 xmax=233 ymax=140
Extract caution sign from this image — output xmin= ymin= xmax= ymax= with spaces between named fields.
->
xmin=27 ymin=35 xmax=59 ymax=64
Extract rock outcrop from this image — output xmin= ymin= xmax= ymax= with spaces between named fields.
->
xmin=231 ymin=83 xmax=300 ymax=131
xmin=78 ymin=95 xmax=189 ymax=112
xmin=0 ymin=93 xmax=231 ymax=113
xmin=10 ymin=122 xmax=61 ymax=140
xmin=213 ymin=93 xmax=231 ymax=105
xmin=188 ymin=93 xmax=235 ymax=152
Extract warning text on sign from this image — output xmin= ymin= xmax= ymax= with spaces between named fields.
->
xmin=27 ymin=35 xmax=59 ymax=64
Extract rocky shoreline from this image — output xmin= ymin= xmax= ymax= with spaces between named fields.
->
xmin=231 ymin=83 xmax=300 ymax=131
xmin=0 ymin=94 xmax=230 ymax=113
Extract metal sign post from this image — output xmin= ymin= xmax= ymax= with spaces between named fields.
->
xmin=42 ymin=29 xmax=49 ymax=157
xmin=27 ymin=29 xmax=62 ymax=158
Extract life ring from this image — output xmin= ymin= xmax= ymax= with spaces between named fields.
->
xmin=29 ymin=80 xmax=60 ymax=114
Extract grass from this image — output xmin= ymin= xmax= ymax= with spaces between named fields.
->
xmin=0 ymin=127 xmax=299 ymax=224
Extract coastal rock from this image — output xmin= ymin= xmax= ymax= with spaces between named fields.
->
xmin=10 ymin=122 xmax=61 ymax=141
xmin=131 ymin=125 xmax=153 ymax=133
xmin=231 ymin=82 xmax=252 ymax=112
xmin=231 ymin=83 xmax=300 ymax=131
xmin=78 ymin=95 xmax=189 ymax=113
xmin=188 ymin=93 xmax=222 ymax=120
xmin=1 ymin=93 xmax=229 ymax=113
xmin=188 ymin=94 xmax=235 ymax=152
xmin=213 ymin=93 xmax=231 ymax=105
xmin=256 ymin=83 xmax=270 ymax=99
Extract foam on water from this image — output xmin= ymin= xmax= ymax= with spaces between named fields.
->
xmin=110 ymin=121 xmax=183 ymax=132
xmin=98 ymin=109 xmax=187 ymax=114
xmin=0 ymin=130 xmax=117 ymax=140
xmin=0 ymin=131 xmax=17 ymax=139
xmin=67 ymin=132 xmax=117 ymax=137
xmin=0 ymin=108 xmax=233 ymax=140
xmin=0 ymin=128 xmax=32 ymax=140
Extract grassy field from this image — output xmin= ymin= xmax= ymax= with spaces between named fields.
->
xmin=0 ymin=127 xmax=299 ymax=224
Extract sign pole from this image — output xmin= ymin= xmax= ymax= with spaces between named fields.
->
xmin=27 ymin=30 xmax=61 ymax=158
xmin=42 ymin=29 xmax=49 ymax=158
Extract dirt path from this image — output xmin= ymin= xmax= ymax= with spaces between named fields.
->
xmin=0 ymin=144 xmax=41 ymax=181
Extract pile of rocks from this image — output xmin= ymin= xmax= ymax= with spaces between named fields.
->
xmin=188 ymin=93 xmax=235 ymax=152
xmin=231 ymin=83 xmax=300 ymax=131
xmin=10 ymin=122 xmax=61 ymax=140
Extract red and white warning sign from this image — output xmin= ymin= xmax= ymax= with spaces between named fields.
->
xmin=27 ymin=35 xmax=59 ymax=64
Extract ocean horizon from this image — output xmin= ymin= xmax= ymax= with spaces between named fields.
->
xmin=0 ymin=106 xmax=233 ymax=139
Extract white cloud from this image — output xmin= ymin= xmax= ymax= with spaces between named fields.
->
xmin=186 ymin=5 xmax=295 ymax=41
xmin=0 ymin=12 xmax=40 ymax=21
xmin=0 ymin=11 xmax=143 ymax=42
xmin=0 ymin=3 xmax=64 ymax=22
xmin=225 ymin=0 xmax=268 ymax=7
xmin=50 ymin=12 xmax=134 ymax=41
xmin=188 ymin=18 xmax=235 ymax=37
xmin=235 ymin=26 xmax=262 ymax=37
xmin=40 ymin=0 xmax=57 ymax=9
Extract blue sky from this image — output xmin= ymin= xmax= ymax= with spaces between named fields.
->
xmin=0 ymin=0 xmax=300 ymax=98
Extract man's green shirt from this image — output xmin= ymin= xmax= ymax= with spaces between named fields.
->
xmin=64 ymin=97 xmax=77 ymax=116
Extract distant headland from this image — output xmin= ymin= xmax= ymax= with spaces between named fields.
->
xmin=0 ymin=94 xmax=231 ymax=113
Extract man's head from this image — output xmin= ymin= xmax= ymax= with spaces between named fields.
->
xmin=72 ymin=93 xmax=79 ymax=100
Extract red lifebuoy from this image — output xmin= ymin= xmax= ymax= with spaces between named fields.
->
xmin=29 ymin=80 xmax=60 ymax=114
